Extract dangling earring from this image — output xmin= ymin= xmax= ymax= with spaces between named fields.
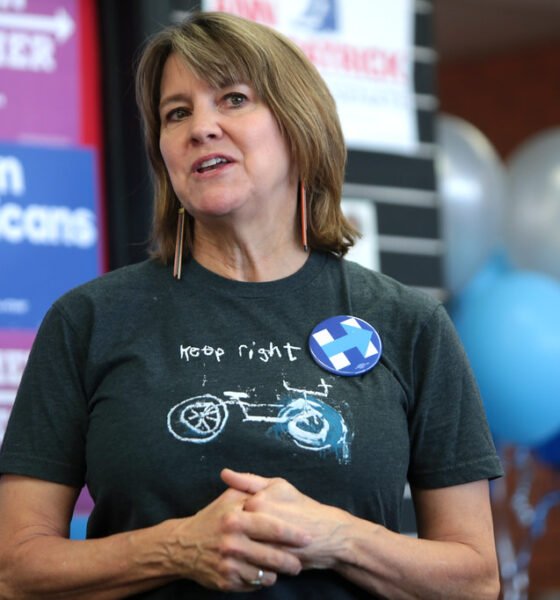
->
xmin=173 ymin=207 xmax=185 ymax=280
xmin=299 ymin=180 xmax=308 ymax=252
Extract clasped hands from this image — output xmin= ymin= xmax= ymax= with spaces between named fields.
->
xmin=166 ymin=467 xmax=352 ymax=592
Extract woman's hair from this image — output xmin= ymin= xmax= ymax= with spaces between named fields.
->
xmin=135 ymin=11 xmax=358 ymax=261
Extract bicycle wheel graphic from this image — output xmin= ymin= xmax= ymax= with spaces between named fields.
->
xmin=277 ymin=398 xmax=332 ymax=451
xmin=167 ymin=395 xmax=228 ymax=443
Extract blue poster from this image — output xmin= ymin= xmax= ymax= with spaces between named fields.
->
xmin=0 ymin=144 xmax=101 ymax=329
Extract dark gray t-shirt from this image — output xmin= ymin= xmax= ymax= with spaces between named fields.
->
xmin=0 ymin=252 xmax=502 ymax=598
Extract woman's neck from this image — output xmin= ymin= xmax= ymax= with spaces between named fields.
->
xmin=191 ymin=220 xmax=308 ymax=282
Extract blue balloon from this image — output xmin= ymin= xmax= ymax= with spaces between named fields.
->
xmin=449 ymin=249 xmax=512 ymax=314
xmin=452 ymin=271 xmax=560 ymax=446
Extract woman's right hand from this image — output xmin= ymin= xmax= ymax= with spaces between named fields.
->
xmin=0 ymin=476 xmax=308 ymax=599
xmin=161 ymin=487 xmax=310 ymax=591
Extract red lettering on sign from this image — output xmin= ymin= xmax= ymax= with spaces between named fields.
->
xmin=294 ymin=38 xmax=406 ymax=82
xmin=213 ymin=0 xmax=277 ymax=26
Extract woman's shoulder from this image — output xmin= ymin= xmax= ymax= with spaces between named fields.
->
xmin=340 ymin=257 xmax=441 ymax=318
xmin=339 ymin=259 xmax=457 ymax=371
xmin=63 ymin=259 xmax=163 ymax=294
xmin=52 ymin=259 xmax=168 ymax=317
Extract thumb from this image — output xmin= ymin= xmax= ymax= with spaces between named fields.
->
xmin=221 ymin=468 xmax=270 ymax=494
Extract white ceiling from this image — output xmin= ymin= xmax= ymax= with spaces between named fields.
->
xmin=433 ymin=0 xmax=560 ymax=61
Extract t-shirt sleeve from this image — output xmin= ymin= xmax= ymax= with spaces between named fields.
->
xmin=0 ymin=303 xmax=88 ymax=488
xmin=407 ymin=304 xmax=503 ymax=489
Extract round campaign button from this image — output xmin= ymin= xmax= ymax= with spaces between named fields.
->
xmin=308 ymin=315 xmax=382 ymax=376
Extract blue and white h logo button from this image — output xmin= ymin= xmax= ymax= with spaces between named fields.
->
xmin=309 ymin=315 xmax=382 ymax=376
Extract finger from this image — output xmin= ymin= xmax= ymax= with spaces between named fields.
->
xmin=239 ymin=511 xmax=311 ymax=547
xmin=221 ymin=468 xmax=270 ymax=494
xmin=212 ymin=558 xmax=276 ymax=592
xmin=219 ymin=487 xmax=251 ymax=506
xmin=239 ymin=567 xmax=276 ymax=589
xmin=220 ymin=504 xmax=310 ymax=547
xmin=238 ymin=538 xmax=303 ymax=576
xmin=217 ymin=523 xmax=303 ymax=575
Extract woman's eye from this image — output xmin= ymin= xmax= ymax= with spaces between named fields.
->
xmin=225 ymin=92 xmax=247 ymax=107
xmin=166 ymin=107 xmax=189 ymax=122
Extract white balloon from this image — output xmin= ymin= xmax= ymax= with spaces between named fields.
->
xmin=506 ymin=128 xmax=560 ymax=281
xmin=436 ymin=115 xmax=506 ymax=296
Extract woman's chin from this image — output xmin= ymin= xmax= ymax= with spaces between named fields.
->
xmin=188 ymin=197 xmax=255 ymax=222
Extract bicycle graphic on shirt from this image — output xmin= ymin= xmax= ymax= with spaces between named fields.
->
xmin=167 ymin=379 xmax=350 ymax=462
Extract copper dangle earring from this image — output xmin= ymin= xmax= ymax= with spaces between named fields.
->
xmin=173 ymin=207 xmax=185 ymax=280
xmin=299 ymin=180 xmax=308 ymax=252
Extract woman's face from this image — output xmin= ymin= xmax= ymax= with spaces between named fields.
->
xmin=158 ymin=53 xmax=296 ymax=228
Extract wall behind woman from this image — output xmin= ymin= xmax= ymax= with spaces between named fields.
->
xmin=438 ymin=43 xmax=560 ymax=160
xmin=97 ymin=0 xmax=170 ymax=268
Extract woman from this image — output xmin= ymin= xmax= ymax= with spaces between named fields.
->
xmin=0 ymin=11 xmax=502 ymax=599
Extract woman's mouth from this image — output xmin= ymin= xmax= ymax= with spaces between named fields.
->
xmin=193 ymin=156 xmax=233 ymax=174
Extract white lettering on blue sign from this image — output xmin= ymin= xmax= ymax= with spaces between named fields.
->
xmin=0 ymin=155 xmax=98 ymax=248
xmin=0 ymin=202 xmax=97 ymax=247
xmin=0 ymin=156 xmax=25 ymax=195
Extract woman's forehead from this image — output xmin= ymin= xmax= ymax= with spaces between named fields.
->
xmin=162 ymin=53 xmax=253 ymax=92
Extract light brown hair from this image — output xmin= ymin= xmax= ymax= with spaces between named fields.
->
xmin=135 ymin=10 xmax=358 ymax=261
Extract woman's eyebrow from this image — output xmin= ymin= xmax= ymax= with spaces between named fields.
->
xmin=159 ymin=93 xmax=189 ymax=112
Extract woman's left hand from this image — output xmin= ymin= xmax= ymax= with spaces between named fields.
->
xmin=222 ymin=470 xmax=501 ymax=599
xmin=220 ymin=468 xmax=355 ymax=571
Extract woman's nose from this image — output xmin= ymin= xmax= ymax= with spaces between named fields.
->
xmin=189 ymin=107 xmax=222 ymax=143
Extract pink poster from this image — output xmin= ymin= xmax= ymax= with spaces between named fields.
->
xmin=0 ymin=0 xmax=79 ymax=144
xmin=0 ymin=329 xmax=35 ymax=445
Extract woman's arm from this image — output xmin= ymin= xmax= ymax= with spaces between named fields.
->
xmin=335 ymin=481 xmax=500 ymax=599
xmin=224 ymin=470 xmax=501 ymax=600
xmin=0 ymin=474 xmax=309 ymax=599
